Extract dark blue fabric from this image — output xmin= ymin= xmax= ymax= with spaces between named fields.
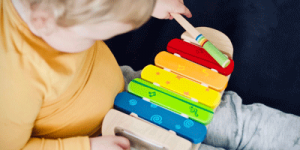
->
xmin=106 ymin=0 xmax=300 ymax=116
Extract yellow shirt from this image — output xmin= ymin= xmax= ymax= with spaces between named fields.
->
xmin=0 ymin=0 xmax=125 ymax=150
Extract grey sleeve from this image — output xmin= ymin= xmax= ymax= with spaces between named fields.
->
xmin=120 ymin=65 xmax=300 ymax=150
xmin=121 ymin=65 xmax=141 ymax=92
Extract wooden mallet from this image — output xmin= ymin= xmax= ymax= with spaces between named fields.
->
xmin=170 ymin=13 xmax=230 ymax=68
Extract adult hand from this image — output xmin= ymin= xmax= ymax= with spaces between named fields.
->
xmin=152 ymin=0 xmax=192 ymax=20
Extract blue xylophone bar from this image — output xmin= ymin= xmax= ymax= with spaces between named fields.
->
xmin=114 ymin=92 xmax=207 ymax=144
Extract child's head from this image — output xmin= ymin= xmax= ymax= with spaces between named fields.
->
xmin=26 ymin=0 xmax=156 ymax=29
xmin=19 ymin=0 xmax=156 ymax=52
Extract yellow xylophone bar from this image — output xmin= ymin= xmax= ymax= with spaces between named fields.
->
xmin=141 ymin=64 xmax=221 ymax=109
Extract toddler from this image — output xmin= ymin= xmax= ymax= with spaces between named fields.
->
xmin=1 ymin=0 xmax=299 ymax=150
xmin=0 ymin=0 xmax=191 ymax=149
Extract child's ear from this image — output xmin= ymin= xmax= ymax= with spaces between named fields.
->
xmin=30 ymin=7 xmax=57 ymax=36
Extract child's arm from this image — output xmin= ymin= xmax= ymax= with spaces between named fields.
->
xmin=0 ymin=58 xmax=44 ymax=150
xmin=0 ymin=72 xmax=128 ymax=150
xmin=0 ymin=57 xmax=118 ymax=150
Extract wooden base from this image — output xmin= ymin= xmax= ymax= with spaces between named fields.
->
xmin=102 ymin=109 xmax=192 ymax=150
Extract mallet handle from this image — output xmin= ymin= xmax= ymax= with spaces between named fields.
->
xmin=170 ymin=13 xmax=200 ymax=38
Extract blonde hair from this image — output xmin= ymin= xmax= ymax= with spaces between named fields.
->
xmin=25 ymin=0 xmax=156 ymax=29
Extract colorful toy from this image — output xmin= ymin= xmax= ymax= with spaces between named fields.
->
xmin=170 ymin=13 xmax=230 ymax=68
xmin=102 ymin=26 xmax=234 ymax=150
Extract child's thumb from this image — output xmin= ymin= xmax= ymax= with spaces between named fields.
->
xmin=114 ymin=136 xmax=130 ymax=149
xmin=173 ymin=3 xmax=192 ymax=18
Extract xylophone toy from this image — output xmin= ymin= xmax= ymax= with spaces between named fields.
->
xmin=102 ymin=14 xmax=234 ymax=150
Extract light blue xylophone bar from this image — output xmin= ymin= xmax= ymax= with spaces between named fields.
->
xmin=114 ymin=92 xmax=207 ymax=144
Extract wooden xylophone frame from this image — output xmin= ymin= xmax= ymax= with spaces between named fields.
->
xmin=102 ymin=26 xmax=234 ymax=150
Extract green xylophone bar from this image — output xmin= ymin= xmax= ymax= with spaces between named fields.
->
xmin=128 ymin=78 xmax=214 ymax=125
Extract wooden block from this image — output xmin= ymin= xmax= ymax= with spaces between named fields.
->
xmin=155 ymin=51 xmax=228 ymax=92
xmin=141 ymin=64 xmax=221 ymax=109
xmin=102 ymin=109 xmax=192 ymax=150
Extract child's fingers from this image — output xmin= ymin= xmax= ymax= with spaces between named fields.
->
xmin=113 ymin=136 xmax=130 ymax=149
xmin=183 ymin=6 xmax=192 ymax=18
xmin=174 ymin=4 xmax=192 ymax=18
xmin=152 ymin=0 xmax=192 ymax=19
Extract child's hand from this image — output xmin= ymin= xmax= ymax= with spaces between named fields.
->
xmin=152 ymin=0 xmax=192 ymax=20
xmin=90 ymin=135 xmax=130 ymax=150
